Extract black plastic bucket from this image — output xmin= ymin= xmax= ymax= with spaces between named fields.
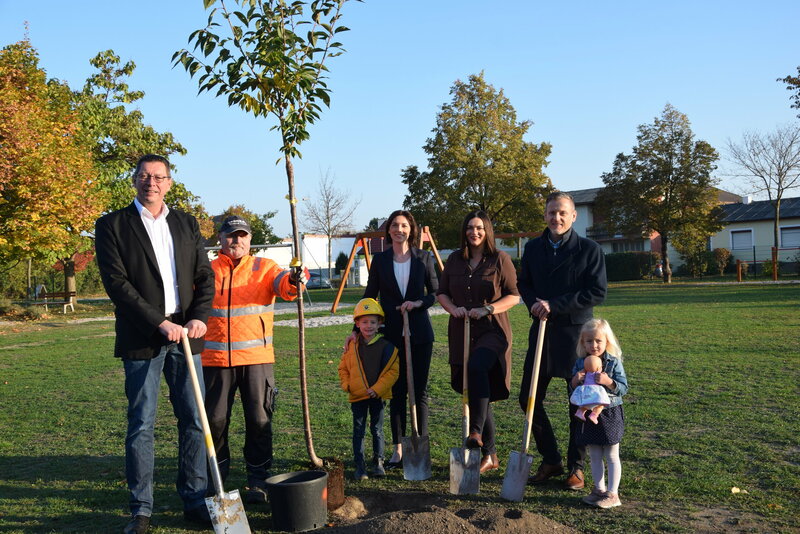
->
xmin=265 ymin=470 xmax=328 ymax=532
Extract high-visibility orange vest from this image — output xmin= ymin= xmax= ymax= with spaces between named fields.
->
xmin=202 ymin=253 xmax=297 ymax=367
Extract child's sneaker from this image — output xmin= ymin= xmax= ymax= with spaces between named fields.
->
xmin=574 ymin=410 xmax=586 ymax=421
xmin=588 ymin=412 xmax=599 ymax=424
xmin=596 ymin=492 xmax=621 ymax=509
xmin=372 ymin=457 xmax=386 ymax=477
xmin=581 ymin=488 xmax=606 ymax=506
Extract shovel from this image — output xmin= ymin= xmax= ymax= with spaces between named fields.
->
xmin=449 ymin=316 xmax=481 ymax=495
xmin=181 ymin=331 xmax=252 ymax=534
xmin=500 ymin=318 xmax=547 ymax=502
xmin=400 ymin=309 xmax=432 ymax=481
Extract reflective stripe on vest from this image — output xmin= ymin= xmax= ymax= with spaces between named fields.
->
xmin=209 ymin=304 xmax=274 ymax=318
xmin=273 ymin=270 xmax=289 ymax=294
xmin=205 ymin=336 xmax=274 ymax=352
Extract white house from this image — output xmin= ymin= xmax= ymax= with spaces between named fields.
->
xmin=711 ymin=196 xmax=800 ymax=264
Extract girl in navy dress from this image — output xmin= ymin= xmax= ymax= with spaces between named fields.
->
xmin=570 ymin=318 xmax=628 ymax=509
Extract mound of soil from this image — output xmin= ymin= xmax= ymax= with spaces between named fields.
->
xmin=328 ymin=492 xmax=576 ymax=534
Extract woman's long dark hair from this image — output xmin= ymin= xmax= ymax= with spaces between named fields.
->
xmin=385 ymin=210 xmax=420 ymax=249
xmin=459 ymin=210 xmax=496 ymax=260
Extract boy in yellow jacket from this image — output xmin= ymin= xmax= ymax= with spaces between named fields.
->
xmin=338 ymin=298 xmax=399 ymax=480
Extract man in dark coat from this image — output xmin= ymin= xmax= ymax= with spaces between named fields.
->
xmin=517 ymin=191 xmax=607 ymax=490
xmin=95 ymin=154 xmax=214 ymax=534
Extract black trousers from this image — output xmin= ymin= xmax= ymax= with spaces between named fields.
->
xmin=519 ymin=359 xmax=585 ymax=471
xmin=390 ymin=341 xmax=432 ymax=445
xmin=204 ymin=363 xmax=275 ymax=488
xmin=467 ymin=347 xmax=498 ymax=456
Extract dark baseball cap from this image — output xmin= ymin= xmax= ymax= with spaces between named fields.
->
xmin=219 ymin=216 xmax=252 ymax=236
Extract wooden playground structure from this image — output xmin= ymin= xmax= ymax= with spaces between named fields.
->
xmin=329 ymin=229 xmax=541 ymax=314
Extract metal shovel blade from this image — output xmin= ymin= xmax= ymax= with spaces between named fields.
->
xmin=205 ymin=489 xmax=252 ymax=534
xmin=500 ymin=450 xmax=534 ymax=502
xmin=449 ymin=447 xmax=481 ymax=494
xmin=401 ymin=435 xmax=432 ymax=481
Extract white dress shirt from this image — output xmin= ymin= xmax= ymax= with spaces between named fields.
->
xmin=134 ymin=198 xmax=180 ymax=314
xmin=393 ymin=258 xmax=410 ymax=299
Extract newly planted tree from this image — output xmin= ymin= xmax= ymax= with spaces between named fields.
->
xmin=175 ymin=0 xmax=356 ymax=467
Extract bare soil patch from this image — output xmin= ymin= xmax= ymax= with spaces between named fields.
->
xmin=328 ymin=491 xmax=576 ymax=534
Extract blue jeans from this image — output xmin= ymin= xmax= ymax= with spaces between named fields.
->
xmin=123 ymin=344 xmax=207 ymax=517
xmin=351 ymin=398 xmax=385 ymax=467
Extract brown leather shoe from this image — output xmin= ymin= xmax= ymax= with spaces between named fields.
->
xmin=479 ymin=454 xmax=499 ymax=474
xmin=564 ymin=468 xmax=585 ymax=490
xmin=122 ymin=515 xmax=150 ymax=534
xmin=465 ymin=432 xmax=483 ymax=449
xmin=528 ymin=462 xmax=564 ymax=485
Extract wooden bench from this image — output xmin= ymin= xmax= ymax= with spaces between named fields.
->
xmin=34 ymin=291 xmax=77 ymax=313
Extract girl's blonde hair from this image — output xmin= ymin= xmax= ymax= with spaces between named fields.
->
xmin=576 ymin=318 xmax=622 ymax=360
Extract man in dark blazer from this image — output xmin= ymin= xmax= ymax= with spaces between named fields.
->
xmin=95 ymin=155 xmax=214 ymax=534
xmin=517 ymin=191 xmax=607 ymax=490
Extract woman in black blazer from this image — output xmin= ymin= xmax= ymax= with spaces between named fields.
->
xmin=363 ymin=210 xmax=439 ymax=469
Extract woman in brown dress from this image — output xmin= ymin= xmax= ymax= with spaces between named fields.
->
xmin=436 ymin=210 xmax=520 ymax=473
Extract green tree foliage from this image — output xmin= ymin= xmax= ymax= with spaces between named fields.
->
xmin=595 ymin=104 xmax=723 ymax=283
xmin=672 ymin=232 xmax=710 ymax=278
xmin=0 ymin=40 xmax=105 ymax=272
xmin=77 ymin=50 xmax=214 ymax=237
xmin=402 ymin=72 xmax=552 ymax=247
xmin=212 ymin=204 xmax=280 ymax=246
xmin=778 ymin=66 xmax=800 ymax=118
xmin=175 ymin=0 xmax=356 ymax=468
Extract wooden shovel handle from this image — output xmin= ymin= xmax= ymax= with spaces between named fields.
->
xmin=402 ymin=310 xmax=420 ymax=438
xmin=462 ymin=316 xmax=470 ymax=443
xmin=521 ymin=319 xmax=547 ymax=455
xmin=182 ymin=330 xmax=225 ymax=497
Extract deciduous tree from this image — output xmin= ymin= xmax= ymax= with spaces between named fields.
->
xmin=175 ymin=0 xmax=356 ymax=467
xmin=595 ymin=104 xmax=722 ymax=283
xmin=726 ymin=124 xmax=800 ymax=247
xmin=402 ymin=72 xmax=552 ymax=247
xmin=77 ymin=50 xmax=214 ymax=237
xmin=302 ymin=170 xmax=359 ymax=279
xmin=0 ymin=39 xmax=106 ymax=300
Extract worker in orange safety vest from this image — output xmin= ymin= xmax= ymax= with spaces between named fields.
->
xmin=202 ymin=215 xmax=305 ymax=504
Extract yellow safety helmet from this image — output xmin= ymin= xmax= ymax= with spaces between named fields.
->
xmin=353 ymin=298 xmax=384 ymax=321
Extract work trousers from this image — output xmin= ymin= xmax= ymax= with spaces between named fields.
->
xmin=203 ymin=363 xmax=275 ymax=488
xmin=519 ymin=368 xmax=585 ymax=471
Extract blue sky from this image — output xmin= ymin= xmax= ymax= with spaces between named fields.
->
xmin=2 ymin=1 xmax=798 ymax=237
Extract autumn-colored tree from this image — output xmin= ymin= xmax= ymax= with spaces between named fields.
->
xmin=0 ymin=39 xmax=106 ymax=301
xmin=595 ymin=104 xmax=722 ymax=283
xmin=403 ymin=72 xmax=552 ymax=247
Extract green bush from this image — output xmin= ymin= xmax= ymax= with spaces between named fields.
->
xmin=605 ymin=252 xmax=660 ymax=281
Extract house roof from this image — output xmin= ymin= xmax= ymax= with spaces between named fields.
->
xmin=565 ymin=186 xmax=743 ymax=207
xmin=721 ymin=196 xmax=800 ymax=223
xmin=566 ymin=187 xmax=603 ymax=205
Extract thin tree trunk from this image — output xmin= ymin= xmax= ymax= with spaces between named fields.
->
xmin=774 ymin=199 xmax=781 ymax=248
xmin=285 ymin=154 xmax=322 ymax=468
xmin=63 ymin=256 xmax=77 ymax=305
xmin=661 ymin=237 xmax=672 ymax=284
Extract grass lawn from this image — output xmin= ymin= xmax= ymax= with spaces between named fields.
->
xmin=1 ymin=283 xmax=798 ymax=533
